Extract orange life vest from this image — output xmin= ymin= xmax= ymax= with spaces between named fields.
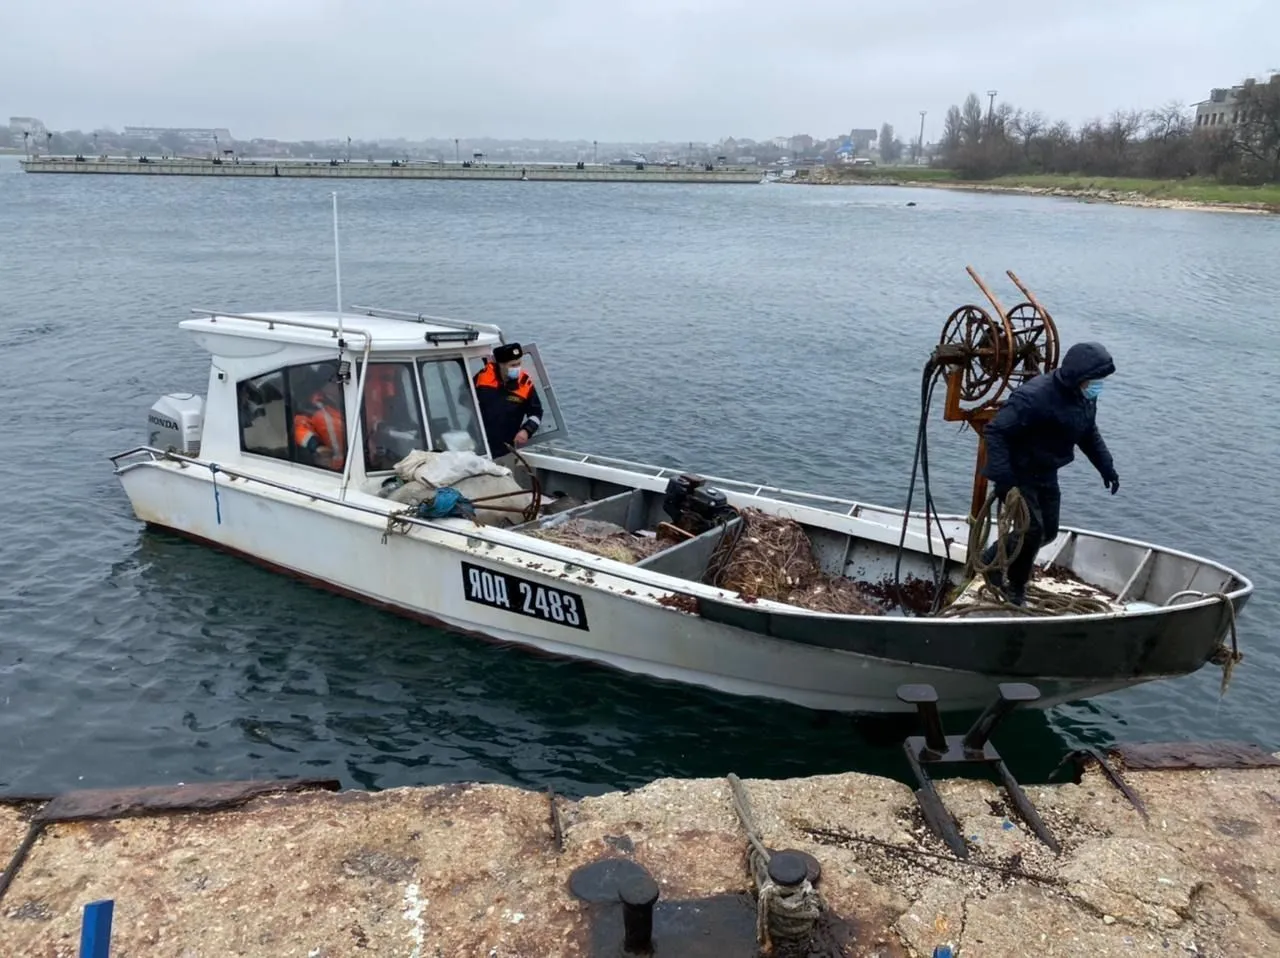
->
xmin=474 ymin=360 xmax=534 ymax=400
xmin=293 ymin=393 xmax=346 ymax=468
xmin=364 ymin=365 xmax=399 ymax=427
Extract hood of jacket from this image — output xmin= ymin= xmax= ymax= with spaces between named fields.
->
xmin=1054 ymin=341 xmax=1115 ymax=390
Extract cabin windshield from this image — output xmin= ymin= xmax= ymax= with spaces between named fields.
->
xmin=418 ymin=357 xmax=488 ymax=455
xmin=360 ymin=361 xmax=428 ymax=471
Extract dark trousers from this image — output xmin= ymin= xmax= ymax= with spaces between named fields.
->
xmin=982 ymin=482 xmax=1061 ymax=592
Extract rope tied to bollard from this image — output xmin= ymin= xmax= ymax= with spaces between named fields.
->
xmin=726 ymin=772 xmax=822 ymax=952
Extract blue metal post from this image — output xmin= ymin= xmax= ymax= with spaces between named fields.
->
xmin=79 ymin=899 xmax=114 ymax=958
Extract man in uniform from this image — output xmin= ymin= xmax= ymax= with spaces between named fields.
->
xmin=980 ymin=342 xmax=1120 ymax=605
xmin=473 ymin=342 xmax=543 ymax=462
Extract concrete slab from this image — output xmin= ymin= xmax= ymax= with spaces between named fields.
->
xmin=0 ymin=762 xmax=1275 ymax=957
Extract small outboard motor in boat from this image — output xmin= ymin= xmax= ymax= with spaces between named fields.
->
xmin=662 ymin=473 xmax=737 ymax=535
xmin=147 ymin=393 xmax=204 ymax=455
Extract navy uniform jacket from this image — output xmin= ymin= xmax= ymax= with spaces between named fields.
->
xmin=983 ymin=342 xmax=1118 ymax=490
xmin=473 ymin=360 xmax=543 ymax=456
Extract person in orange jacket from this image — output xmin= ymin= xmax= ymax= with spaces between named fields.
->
xmin=293 ymin=374 xmax=346 ymax=470
xmin=473 ymin=342 xmax=543 ymax=460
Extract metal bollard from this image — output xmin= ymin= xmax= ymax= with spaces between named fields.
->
xmin=620 ymin=873 xmax=660 ymax=953
xmin=961 ymin=682 xmax=1040 ymax=754
xmin=767 ymin=851 xmax=808 ymax=889
xmin=897 ymin=684 xmax=948 ymax=756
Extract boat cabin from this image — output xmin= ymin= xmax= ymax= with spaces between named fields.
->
xmin=170 ymin=306 xmax=567 ymax=495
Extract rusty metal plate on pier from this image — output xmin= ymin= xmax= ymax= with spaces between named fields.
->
xmin=35 ymin=778 xmax=340 ymax=823
xmin=585 ymin=894 xmax=760 ymax=957
xmin=1108 ymin=741 xmax=1280 ymax=771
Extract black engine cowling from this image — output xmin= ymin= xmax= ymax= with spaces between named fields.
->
xmin=662 ymin=474 xmax=736 ymax=535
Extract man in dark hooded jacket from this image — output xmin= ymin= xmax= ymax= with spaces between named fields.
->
xmin=980 ymin=341 xmax=1120 ymax=605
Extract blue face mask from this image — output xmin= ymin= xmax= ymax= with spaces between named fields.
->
xmin=506 ymin=365 xmax=521 ymax=381
xmin=1082 ymin=380 xmax=1103 ymax=400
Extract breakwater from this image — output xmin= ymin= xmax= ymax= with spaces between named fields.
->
xmin=19 ymin=155 xmax=764 ymax=184
xmin=3 ymin=745 xmax=1278 ymax=956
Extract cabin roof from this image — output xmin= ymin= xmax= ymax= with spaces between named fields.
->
xmin=179 ymin=309 xmax=503 ymax=354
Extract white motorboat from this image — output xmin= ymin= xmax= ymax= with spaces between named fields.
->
xmin=110 ymin=294 xmax=1253 ymax=714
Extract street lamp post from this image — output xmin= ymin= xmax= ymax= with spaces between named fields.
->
xmin=455 ymin=138 xmax=459 ymax=163
xmin=917 ymin=111 xmax=926 ymax=164
xmin=986 ymin=90 xmax=998 ymax=130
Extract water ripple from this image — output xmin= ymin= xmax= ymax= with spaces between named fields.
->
xmin=2 ymin=156 xmax=1278 ymax=797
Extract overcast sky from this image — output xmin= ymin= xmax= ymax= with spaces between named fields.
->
xmin=4 ymin=0 xmax=1278 ymax=143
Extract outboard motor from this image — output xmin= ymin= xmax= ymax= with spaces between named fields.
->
xmin=148 ymin=393 xmax=204 ymax=455
xmin=662 ymin=474 xmax=701 ymax=524
xmin=687 ymin=484 xmax=734 ymax=527
xmin=662 ymin=474 xmax=736 ymax=535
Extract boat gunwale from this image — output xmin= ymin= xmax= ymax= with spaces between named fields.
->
xmin=109 ymin=445 xmax=1254 ymax=624
xmin=524 ymin=445 xmax=1254 ymax=594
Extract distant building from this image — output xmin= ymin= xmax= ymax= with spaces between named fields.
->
xmin=8 ymin=116 xmax=46 ymax=134
xmin=789 ymin=134 xmax=814 ymax=154
xmin=1194 ymin=74 xmax=1279 ymax=130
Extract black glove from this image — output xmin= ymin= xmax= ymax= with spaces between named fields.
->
xmin=1103 ymin=473 xmax=1119 ymax=495
xmin=993 ymin=483 xmax=1011 ymax=504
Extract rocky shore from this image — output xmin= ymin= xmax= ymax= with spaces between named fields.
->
xmin=798 ymin=168 xmax=1279 ymax=215
xmin=2 ymin=749 xmax=1278 ymax=956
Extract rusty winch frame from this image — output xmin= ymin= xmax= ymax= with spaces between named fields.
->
xmin=929 ymin=268 xmax=1061 ymax=519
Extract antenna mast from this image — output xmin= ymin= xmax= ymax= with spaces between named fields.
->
xmin=332 ymin=192 xmax=345 ymax=342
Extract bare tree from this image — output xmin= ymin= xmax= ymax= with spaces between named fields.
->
xmin=1012 ymin=110 xmax=1046 ymax=164
xmin=941 ymin=105 xmax=963 ymax=153
xmin=930 ymin=85 xmax=1279 ymax=184
xmin=1233 ymin=77 xmax=1280 ymax=181
xmin=961 ymin=93 xmax=984 ymax=145
xmin=879 ymin=123 xmax=903 ymax=162
xmin=1146 ymin=101 xmax=1191 ymax=143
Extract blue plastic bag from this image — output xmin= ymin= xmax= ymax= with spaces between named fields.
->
xmin=416 ymin=487 xmax=476 ymax=520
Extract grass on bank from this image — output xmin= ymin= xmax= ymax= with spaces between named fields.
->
xmin=828 ymin=166 xmax=1280 ymax=206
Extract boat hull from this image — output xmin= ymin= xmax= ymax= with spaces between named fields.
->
xmin=114 ymin=458 xmax=1242 ymax=714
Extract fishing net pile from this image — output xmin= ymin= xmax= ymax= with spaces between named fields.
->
xmin=706 ymin=508 xmax=884 ymax=616
xmin=527 ymin=518 xmax=666 ymax=565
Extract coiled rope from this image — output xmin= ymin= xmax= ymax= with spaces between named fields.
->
xmin=1166 ymin=589 xmax=1243 ymax=695
xmin=939 ymin=487 xmax=1113 ymax=618
xmin=726 ymin=772 xmax=821 ymax=951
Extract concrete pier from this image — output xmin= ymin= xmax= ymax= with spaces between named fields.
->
xmin=18 ymin=155 xmax=764 ymax=184
xmin=2 ymin=747 xmax=1277 ymax=956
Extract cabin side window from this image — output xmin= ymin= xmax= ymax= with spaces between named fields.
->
xmin=235 ymin=360 xmax=348 ymax=472
xmin=288 ymin=360 xmax=347 ymax=472
xmin=361 ymin=361 xmax=428 ymax=472
xmin=418 ymin=358 xmax=488 ymax=455
xmin=237 ymin=370 xmax=289 ymax=461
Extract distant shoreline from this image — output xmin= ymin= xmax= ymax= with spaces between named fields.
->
xmin=793 ymin=169 xmax=1280 ymax=215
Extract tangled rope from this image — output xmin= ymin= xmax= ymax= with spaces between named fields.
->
xmin=380 ymin=505 xmax=418 ymax=544
xmin=938 ymin=488 xmax=1114 ymax=618
xmin=726 ymin=773 xmax=822 ymax=952
xmin=1166 ymin=590 xmax=1243 ymax=696
xmin=706 ymin=509 xmax=883 ymax=615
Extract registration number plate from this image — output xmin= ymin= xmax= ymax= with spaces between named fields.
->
xmin=461 ymin=562 xmax=589 ymax=631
